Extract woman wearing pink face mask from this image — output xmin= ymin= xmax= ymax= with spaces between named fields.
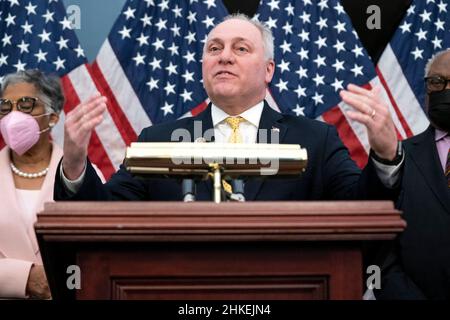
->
xmin=0 ymin=70 xmax=67 ymax=299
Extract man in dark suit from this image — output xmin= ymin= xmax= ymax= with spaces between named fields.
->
xmin=373 ymin=50 xmax=450 ymax=300
xmin=54 ymin=14 xmax=401 ymax=204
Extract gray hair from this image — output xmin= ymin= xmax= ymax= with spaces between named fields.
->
xmin=0 ymin=69 xmax=65 ymax=114
xmin=204 ymin=13 xmax=275 ymax=61
xmin=424 ymin=49 xmax=450 ymax=76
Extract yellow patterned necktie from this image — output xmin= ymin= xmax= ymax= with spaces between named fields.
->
xmin=222 ymin=116 xmax=246 ymax=193
xmin=225 ymin=116 xmax=246 ymax=143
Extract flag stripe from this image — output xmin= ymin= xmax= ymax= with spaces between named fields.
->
xmin=190 ymin=101 xmax=208 ymax=116
xmin=336 ymin=101 xmax=370 ymax=154
xmin=50 ymin=108 xmax=65 ymax=147
xmin=375 ymin=67 xmax=413 ymax=138
xmin=322 ymin=105 xmax=368 ymax=168
xmin=68 ymin=65 xmax=127 ymax=172
xmin=91 ymin=61 xmax=137 ymax=143
xmin=370 ymin=76 xmax=407 ymax=139
xmin=95 ymin=40 xmax=152 ymax=136
xmin=377 ymin=45 xmax=429 ymax=136
xmin=88 ymin=130 xmax=116 ymax=179
xmin=60 ymin=72 xmax=116 ymax=179
xmin=179 ymin=100 xmax=208 ymax=118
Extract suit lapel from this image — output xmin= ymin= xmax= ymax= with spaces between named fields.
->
xmin=245 ymin=102 xmax=287 ymax=200
xmin=256 ymin=102 xmax=288 ymax=144
xmin=190 ymin=105 xmax=214 ymax=199
xmin=188 ymin=105 xmax=214 ymax=142
xmin=409 ymin=126 xmax=450 ymax=213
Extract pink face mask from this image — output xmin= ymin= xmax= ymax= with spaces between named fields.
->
xmin=0 ymin=111 xmax=51 ymax=155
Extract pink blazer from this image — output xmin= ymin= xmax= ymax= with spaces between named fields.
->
xmin=0 ymin=143 xmax=63 ymax=298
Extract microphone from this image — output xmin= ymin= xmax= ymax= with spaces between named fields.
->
xmin=181 ymin=134 xmax=217 ymax=202
xmin=229 ymin=179 xmax=245 ymax=202
xmin=182 ymin=179 xmax=196 ymax=202
xmin=181 ymin=135 xmax=215 ymax=202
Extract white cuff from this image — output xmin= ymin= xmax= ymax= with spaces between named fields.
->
xmin=371 ymin=153 xmax=404 ymax=188
xmin=60 ymin=159 xmax=87 ymax=195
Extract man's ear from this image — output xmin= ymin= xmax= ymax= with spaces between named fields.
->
xmin=265 ymin=59 xmax=275 ymax=83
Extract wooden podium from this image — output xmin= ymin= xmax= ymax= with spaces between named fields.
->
xmin=35 ymin=201 xmax=404 ymax=300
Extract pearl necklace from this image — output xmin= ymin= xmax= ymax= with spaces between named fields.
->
xmin=10 ymin=162 xmax=49 ymax=179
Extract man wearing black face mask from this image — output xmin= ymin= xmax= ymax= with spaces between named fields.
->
xmin=426 ymin=78 xmax=450 ymax=134
xmin=372 ymin=50 xmax=450 ymax=300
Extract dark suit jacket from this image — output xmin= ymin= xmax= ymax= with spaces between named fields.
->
xmin=375 ymin=126 xmax=450 ymax=300
xmin=54 ymin=103 xmax=393 ymax=202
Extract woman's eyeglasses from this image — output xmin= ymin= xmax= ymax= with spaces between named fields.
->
xmin=0 ymin=96 xmax=41 ymax=115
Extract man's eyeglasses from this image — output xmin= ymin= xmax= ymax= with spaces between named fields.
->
xmin=0 ymin=97 xmax=41 ymax=115
xmin=424 ymin=76 xmax=450 ymax=93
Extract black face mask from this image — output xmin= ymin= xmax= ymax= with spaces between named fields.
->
xmin=428 ymin=89 xmax=450 ymax=132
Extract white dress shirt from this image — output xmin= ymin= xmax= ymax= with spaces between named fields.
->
xmin=211 ymin=101 xmax=263 ymax=143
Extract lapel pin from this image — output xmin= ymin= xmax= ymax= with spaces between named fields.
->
xmin=194 ymin=137 xmax=207 ymax=143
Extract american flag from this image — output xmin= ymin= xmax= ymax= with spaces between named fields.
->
xmin=255 ymin=0 xmax=429 ymax=168
xmin=0 ymin=0 xmax=86 ymax=78
xmin=91 ymin=0 xmax=229 ymax=178
xmin=0 ymin=0 xmax=88 ymax=149
xmin=376 ymin=0 xmax=447 ymax=137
